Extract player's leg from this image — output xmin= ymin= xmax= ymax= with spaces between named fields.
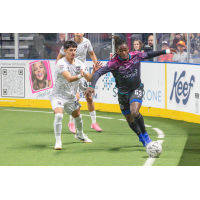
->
xmin=68 ymin=92 xmax=80 ymax=134
xmin=51 ymin=98 xmax=65 ymax=150
xmin=80 ymin=78 xmax=102 ymax=132
xmin=85 ymin=95 xmax=102 ymax=132
xmin=129 ymin=85 xmax=152 ymax=145
xmin=64 ymin=100 xmax=92 ymax=143
xmin=68 ymin=115 xmax=76 ymax=134
xmin=118 ymin=93 xmax=146 ymax=146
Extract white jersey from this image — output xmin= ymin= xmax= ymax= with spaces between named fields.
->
xmin=60 ymin=37 xmax=93 ymax=66
xmin=50 ymin=57 xmax=87 ymax=101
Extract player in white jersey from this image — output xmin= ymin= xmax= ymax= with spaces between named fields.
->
xmin=51 ymin=40 xmax=102 ymax=150
xmin=56 ymin=33 xmax=102 ymax=134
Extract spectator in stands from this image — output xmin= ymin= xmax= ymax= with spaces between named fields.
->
xmin=56 ymin=33 xmax=65 ymax=55
xmin=143 ymin=35 xmax=153 ymax=61
xmin=169 ymin=33 xmax=176 ymax=48
xmin=194 ymin=33 xmax=200 ymax=55
xmin=133 ymin=39 xmax=143 ymax=51
xmin=158 ymin=41 xmax=173 ymax=62
xmin=173 ymin=41 xmax=187 ymax=63
xmin=172 ymin=33 xmax=182 ymax=50
xmin=182 ymin=33 xmax=196 ymax=54
xmin=31 ymin=61 xmax=52 ymax=91
xmin=33 ymin=33 xmax=45 ymax=59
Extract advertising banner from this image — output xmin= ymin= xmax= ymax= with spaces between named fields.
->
xmin=167 ymin=63 xmax=200 ymax=115
xmin=28 ymin=60 xmax=54 ymax=100
xmin=141 ymin=62 xmax=165 ymax=108
xmin=0 ymin=60 xmax=27 ymax=98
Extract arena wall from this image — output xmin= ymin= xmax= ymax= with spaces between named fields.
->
xmin=0 ymin=60 xmax=200 ymax=124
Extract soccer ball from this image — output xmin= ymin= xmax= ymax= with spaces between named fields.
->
xmin=146 ymin=141 xmax=162 ymax=158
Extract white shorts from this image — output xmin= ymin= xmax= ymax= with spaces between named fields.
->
xmin=79 ymin=78 xmax=89 ymax=93
xmin=50 ymin=96 xmax=82 ymax=115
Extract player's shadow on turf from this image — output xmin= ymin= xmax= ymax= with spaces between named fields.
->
xmin=108 ymin=145 xmax=146 ymax=152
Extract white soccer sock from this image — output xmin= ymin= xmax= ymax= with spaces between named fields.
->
xmin=90 ymin=111 xmax=96 ymax=124
xmin=69 ymin=115 xmax=74 ymax=124
xmin=54 ymin=113 xmax=63 ymax=141
xmin=74 ymin=115 xmax=83 ymax=135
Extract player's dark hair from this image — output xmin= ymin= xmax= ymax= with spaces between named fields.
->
xmin=110 ymin=35 xmax=127 ymax=58
xmin=64 ymin=40 xmax=77 ymax=50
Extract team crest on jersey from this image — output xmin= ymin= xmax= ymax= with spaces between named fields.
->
xmin=119 ymin=66 xmax=125 ymax=70
xmin=84 ymin=44 xmax=87 ymax=48
xmin=76 ymin=67 xmax=80 ymax=71
xmin=119 ymin=104 xmax=124 ymax=109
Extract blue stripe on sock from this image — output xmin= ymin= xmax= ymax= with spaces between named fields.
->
xmin=130 ymin=99 xmax=142 ymax=104
xmin=122 ymin=110 xmax=131 ymax=115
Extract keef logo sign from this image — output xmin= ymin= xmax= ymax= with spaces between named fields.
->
xmin=170 ymin=71 xmax=195 ymax=105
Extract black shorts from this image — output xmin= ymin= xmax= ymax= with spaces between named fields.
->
xmin=118 ymin=84 xmax=144 ymax=115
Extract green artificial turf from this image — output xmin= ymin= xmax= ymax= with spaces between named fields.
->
xmin=0 ymin=106 xmax=199 ymax=166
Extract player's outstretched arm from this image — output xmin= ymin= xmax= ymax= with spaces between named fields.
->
xmin=56 ymin=52 xmax=65 ymax=62
xmin=62 ymin=69 xmax=84 ymax=83
xmin=146 ymin=48 xmax=177 ymax=59
xmin=84 ymin=61 xmax=103 ymax=82
xmin=89 ymin=51 xmax=98 ymax=64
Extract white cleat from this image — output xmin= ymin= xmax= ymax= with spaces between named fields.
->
xmin=54 ymin=140 xmax=62 ymax=150
xmin=75 ymin=133 xmax=92 ymax=143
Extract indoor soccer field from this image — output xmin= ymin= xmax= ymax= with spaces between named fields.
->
xmin=0 ymin=106 xmax=200 ymax=166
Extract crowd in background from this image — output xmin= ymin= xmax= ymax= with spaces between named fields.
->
xmin=1 ymin=33 xmax=200 ymax=63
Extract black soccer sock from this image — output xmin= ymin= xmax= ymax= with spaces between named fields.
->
xmin=134 ymin=113 xmax=146 ymax=134
xmin=128 ymin=121 xmax=142 ymax=136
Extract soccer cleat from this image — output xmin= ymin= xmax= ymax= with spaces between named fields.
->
xmin=138 ymin=133 xmax=146 ymax=147
xmin=143 ymin=132 xmax=152 ymax=145
xmin=54 ymin=140 xmax=62 ymax=150
xmin=91 ymin=123 xmax=102 ymax=132
xmin=68 ymin=122 xmax=76 ymax=134
xmin=75 ymin=133 xmax=92 ymax=143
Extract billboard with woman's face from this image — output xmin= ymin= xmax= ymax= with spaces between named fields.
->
xmin=29 ymin=60 xmax=53 ymax=93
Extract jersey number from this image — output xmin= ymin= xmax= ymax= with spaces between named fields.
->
xmin=135 ymin=90 xmax=142 ymax=97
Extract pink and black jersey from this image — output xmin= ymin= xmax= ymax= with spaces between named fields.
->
xmin=91 ymin=50 xmax=166 ymax=95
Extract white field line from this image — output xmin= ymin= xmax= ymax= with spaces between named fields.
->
xmin=4 ymin=109 xmax=53 ymax=114
xmin=152 ymin=128 xmax=165 ymax=138
xmin=4 ymin=109 xmax=114 ymax=119
xmin=143 ymin=140 xmax=164 ymax=166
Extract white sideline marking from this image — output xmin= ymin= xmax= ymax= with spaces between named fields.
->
xmin=4 ymin=109 xmax=53 ymax=114
xmin=145 ymin=124 xmax=152 ymax=127
xmin=143 ymin=140 xmax=164 ymax=166
xmin=4 ymin=109 xmax=114 ymax=119
xmin=152 ymin=128 xmax=165 ymax=138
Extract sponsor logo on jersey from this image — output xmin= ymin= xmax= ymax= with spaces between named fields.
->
xmin=59 ymin=65 xmax=64 ymax=69
xmin=119 ymin=66 xmax=125 ymax=70
xmin=134 ymin=59 xmax=139 ymax=64
xmin=123 ymin=69 xmax=138 ymax=79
